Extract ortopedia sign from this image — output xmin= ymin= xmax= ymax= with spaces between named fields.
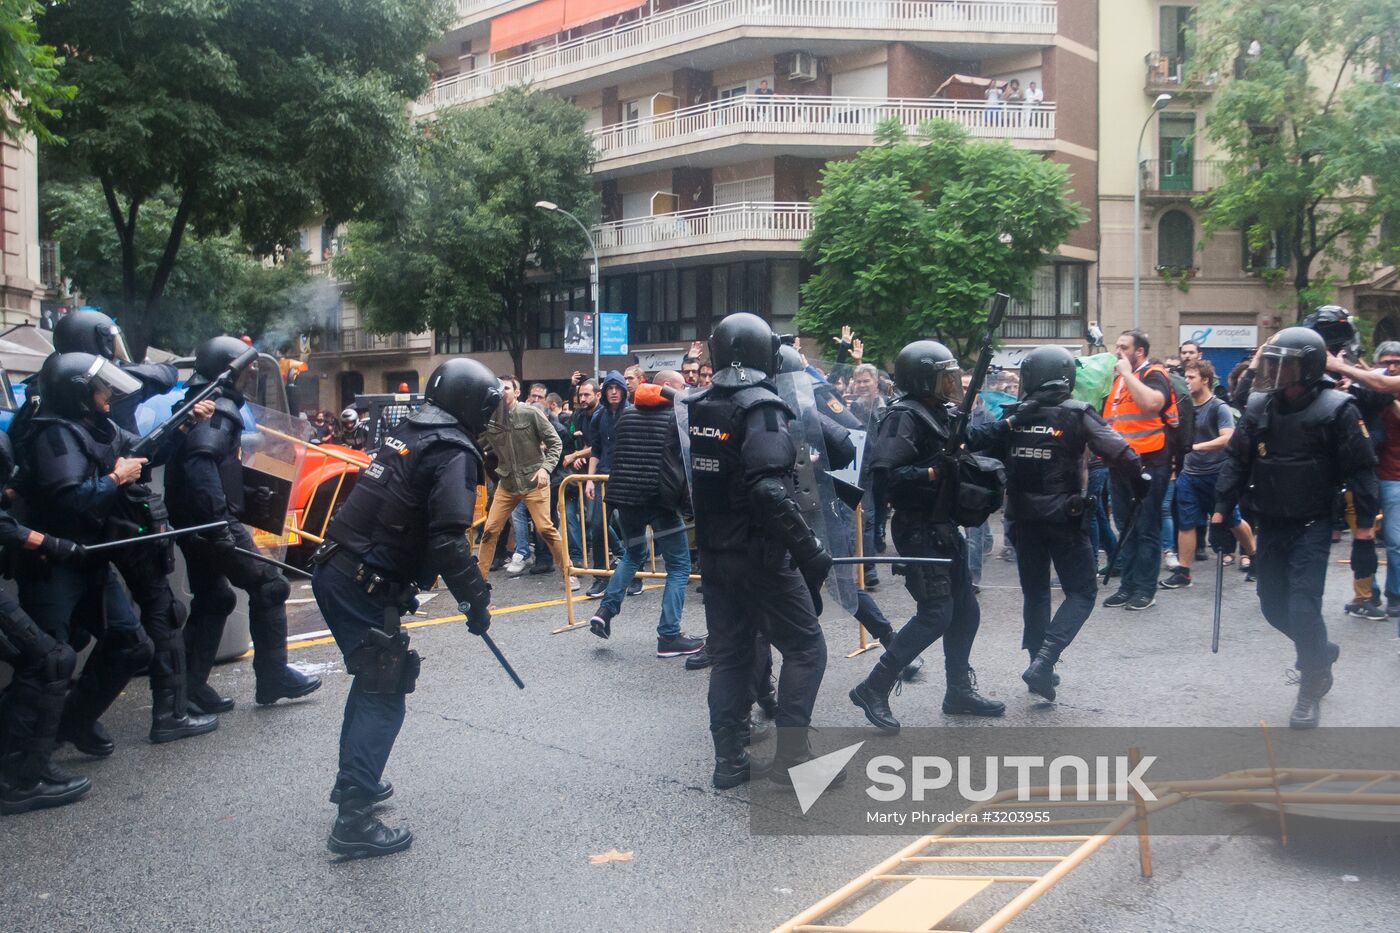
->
xmin=1179 ymin=324 xmax=1258 ymax=349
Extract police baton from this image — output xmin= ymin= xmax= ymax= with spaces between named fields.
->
xmin=1211 ymin=548 xmax=1225 ymax=654
xmin=828 ymin=556 xmax=951 ymax=566
xmin=83 ymin=520 xmax=236 ymax=554
xmin=479 ymin=632 xmax=525 ymax=690
xmin=232 ymin=545 xmax=313 ymax=579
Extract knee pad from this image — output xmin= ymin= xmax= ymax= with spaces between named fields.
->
xmin=47 ymin=643 xmax=77 ymax=683
xmin=195 ymin=582 xmax=238 ymax=619
xmin=104 ymin=626 xmax=155 ymax=674
xmin=251 ymin=574 xmax=291 ymax=609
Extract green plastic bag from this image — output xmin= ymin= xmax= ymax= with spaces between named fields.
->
xmin=1073 ymin=353 xmax=1118 ymax=408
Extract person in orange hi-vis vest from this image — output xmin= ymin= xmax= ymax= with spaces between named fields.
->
xmin=1100 ymin=330 xmax=1174 ymax=611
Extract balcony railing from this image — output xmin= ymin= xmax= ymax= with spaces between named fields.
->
xmin=424 ymin=0 xmax=1058 ymax=112
xmin=337 ymin=328 xmax=415 ymax=353
xmin=1144 ymin=51 xmax=1217 ymax=95
xmin=1140 ymin=159 xmax=1227 ymax=195
xmin=594 ymin=201 xmax=811 ymax=257
xmin=593 ymin=95 xmax=1055 ymax=159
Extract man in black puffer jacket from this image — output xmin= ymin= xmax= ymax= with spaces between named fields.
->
xmin=586 ymin=371 xmax=705 ymax=659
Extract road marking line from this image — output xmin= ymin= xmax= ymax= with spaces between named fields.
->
xmin=287 ymin=592 xmax=581 ymax=651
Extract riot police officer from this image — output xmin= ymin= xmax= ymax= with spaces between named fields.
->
xmin=51 ymin=308 xmax=178 ymax=433
xmin=311 ymin=357 xmax=500 ymax=858
xmin=849 ymin=340 xmax=1004 ymax=734
xmin=15 ymin=352 xmax=217 ymax=754
xmin=0 ymin=432 xmax=92 ymax=814
xmin=968 ymin=346 xmax=1147 ymax=700
xmin=166 ymin=336 xmax=321 ymax=714
xmin=684 ymin=314 xmax=833 ymax=790
xmin=1213 ymin=327 xmax=1377 ymax=728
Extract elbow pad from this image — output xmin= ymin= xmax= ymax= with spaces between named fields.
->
xmin=749 ymin=477 xmax=822 ymax=564
xmin=429 ymin=532 xmax=490 ymax=609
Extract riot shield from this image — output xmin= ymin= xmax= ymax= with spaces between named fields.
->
xmin=775 ymin=372 xmax=860 ymax=615
xmin=239 ymin=399 xmax=313 ymax=557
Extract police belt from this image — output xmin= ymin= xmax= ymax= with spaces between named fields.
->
xmin=314 ymin=543 xmax=410 ymax=634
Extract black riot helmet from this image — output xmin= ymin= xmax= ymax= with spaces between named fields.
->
xmin=424 ymin=358 xmax=500 ymax=433
xmin=709 ymin=312 xmax=780 ymax=387
xmin=1019 ymin=346 xmax=1077 ymax=401
xmin=775 ymin=343 xmax=806 ymax=375
xmin=894 ymin=340 xmax=964 ymax=405
xmin=1301 ymin=304 xmax=1358 ymax=356
xmin=52 ymin=309 xmax=132 ymax=362
xmin=0 ymin=430 xmax=13 ymax=482
xmin=188 ymin=335 xmax=258 ymax=403
xmin=37 ymin=351 xmax=143 ymax=420
xmin=1254 ymin=327 xmax=1328 ymax=394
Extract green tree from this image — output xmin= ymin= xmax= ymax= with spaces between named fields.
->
xmin=37 ymin=0 xmax=450 ymax=358
xmin=48 ymin=181 xmax=314 ymax=354
xmin=799 ymin=119 xmax=1085 ymax=364
xmin=1191 ymin=0 xmax=1400 ymax=313
xmin=336 ymin=88 xmax=599 ymax=380
xmin=0 ymin=0 xmax=72 ymax=143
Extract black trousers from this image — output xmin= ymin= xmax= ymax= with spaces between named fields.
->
xmin=1012 ymin=520 xmax=1098 ymax=656
xmin=181 ymin=524 xmax=290 ymax=687
xmin=0 ymin=589 xmax=76 ymax=772
xmin=109 ymin=543 xmax=184 ymax=691
xmin=883 ymin=518 xmax=979 ymax=676
xmin=311 ymin=562 xmax=406 ymax=795
xmin=1255 ymin=518 xmax=1332 ymax=670
xmin=700 ymin=549 xmax=826 ymax=735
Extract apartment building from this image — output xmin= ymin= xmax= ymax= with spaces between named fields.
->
xmin=308 ymin=0 xmax=1101 ymax=408
xmin=1 ymin=133 xmax=43 ymax=328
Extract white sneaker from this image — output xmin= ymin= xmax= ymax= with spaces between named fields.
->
xmin=505 ymin=556 xmax=527 ymax=575
xmin=569 ymin=577 xmax=581 ymax=592
xmin=1164 ymin=550 xmax=1181 ymax=570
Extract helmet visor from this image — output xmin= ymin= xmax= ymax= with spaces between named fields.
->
xmin=107 ymin=326 xmax=134 ymax=364
xmin=933 ymin=363 xmax=965 ymax=405
xmin=86 ymin=356 xmax=143 ymax=402
xmin=1254 ymin=346 xmax=1307 ymax=393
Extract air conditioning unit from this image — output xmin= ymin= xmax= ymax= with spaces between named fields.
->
xmin=788 ymin=51 xmax=818 ymax=83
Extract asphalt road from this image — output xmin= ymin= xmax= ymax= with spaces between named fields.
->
xmin=3 ymin=541 xmax=1399 ymax=933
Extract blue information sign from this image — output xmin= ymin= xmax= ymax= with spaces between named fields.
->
xmin=599 ymin=312 xmax=629 ymax=356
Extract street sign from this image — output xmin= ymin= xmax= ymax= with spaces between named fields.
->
xmin=563 ymin=311 xmax=594 ymax=355
xmin=600 ymin=312 xmax=628 ymax=356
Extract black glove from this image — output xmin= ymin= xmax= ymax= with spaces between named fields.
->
xmin=460 ymin=598 xmax=491 ymax=636
xmin=37 ymin=534 xmax=86 ymax=566
xmin=1131 ymin=471 xmax=1151 ymax=501
xmin=1208 ymin=519 xmax=1232 ymax=553
xmin=199 ymin=524 xmax=238 ymax=557
xmin=798 ymin=547 xmax=833 ymax=616
xmin=1351 ymin=536 xmax=1379 ymax=579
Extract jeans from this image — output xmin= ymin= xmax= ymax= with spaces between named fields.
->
xmin=1087 ymin=467 xmax=1118 ymax=564
xmin=1012 ymin=521 xmax=1097 ymax=656
xmin=1161 ymin=477 xmax=1177 ymax=552
xmin=564 ymin=484 xmax=585 ymax=566
xmin=1382 ymin=480 xmax=1400 ymax=600
xmin=510 ymin=501 xmax=531 ymax=560
xmin=1110 ymin=456 xmax=1169 ymax=597
xmin=598 ymin=506 xmax=691 ymax=638
xmin=965 ymin=521 xmax=990 ymax=585
xmin=313 ymin=563 xmax=406 ymax=796
xmin=1254 ymin=519 xmax=1332 ymax=670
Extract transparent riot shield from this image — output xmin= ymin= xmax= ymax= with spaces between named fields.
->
xmin=775 ymin=372 xmax=860 ymax=615
xmin=239 ymin=399 xmax=314 ymax=557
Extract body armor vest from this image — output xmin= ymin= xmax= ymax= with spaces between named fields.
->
xmin=1005 ymin=400 xmax=1090 ymax=523
xmin=20 ymin=416 xmax=126 ymax=541
xmin=325 ymin=420 xmax=481 ymax=580
xmin=686 ymin=385 xmax=794 ymax=552
xmin=1245 ymin=388 xmax=1351 ymax=521
xmin=167 ymin=398 xmax=245 ymax=524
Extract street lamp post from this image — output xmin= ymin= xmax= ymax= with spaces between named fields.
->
xmin=1133 ymin=93 xmax=1173 ymax=330
xmin=536 ymin=200 xmax=601 ymax=381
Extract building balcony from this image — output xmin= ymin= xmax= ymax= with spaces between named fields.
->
xmin=1140 ymin=159 xmax=1226 ymax=197
xmin=594 ymin=201 xmax=810 ymax=265
xmin=1144 ymin=51 xmax=1216 ymax=97
xmin=592 ymin=95 xmax=1055 ymax=175
xmin=326 ymin=328 xmax=434 ymax=356
xmin=419 ymin=0 xmax=1058 ymax=115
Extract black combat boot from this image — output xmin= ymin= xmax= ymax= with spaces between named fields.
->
xmin=943 ymin=668 xmax=1005 ymax=717
xmin=255 ymin=665 xmax=322 ymax=706
xmin=767 ymin=727 xmax=847 ymax=789
xmin=327 ymin=785 xmax=413 ymax=858
xmin=57 ymin=689 xmax=116 ymax=758
xmin=0 ymin=753 xmax=91 ymax=816
xmin=756 ymin=691 xmax=779 ymax=720
xmin=150 ymin=688 xmax=219 ymax=744
xmin=1288 ymin=668 xmax=1330 ymax=730
xmin=188 ymin=682 xmax=235 ymax=716
xmin=849 ymin=656 xmax=902 ymax=734
xmin=711 ymin=726 xmax=755 ymax=789
xmin=329 ymin=781 xmax=394 ymax=804
xmin=877 ymin=634 xmax=924 ymax=683
xmin=742 ymin=713 xmax=772 ymax=746
xmin=1022 ymin=647 xmax=1060 ymax=702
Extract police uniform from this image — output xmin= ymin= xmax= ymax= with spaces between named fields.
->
xmin=15 ymin=353 xmax=216 ymax=753
xmin=311 ymin=357 xmax=498 ymax=859
xmin=969 ymin=351 xmax=1145 ymax=701
xmin=685 ymin=313 xmax=832 ymax=790
xmin=1214 ymin=327 xmax=1377 ymax=728
xmin=167 ymin=391 xmax=318 ymax=711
